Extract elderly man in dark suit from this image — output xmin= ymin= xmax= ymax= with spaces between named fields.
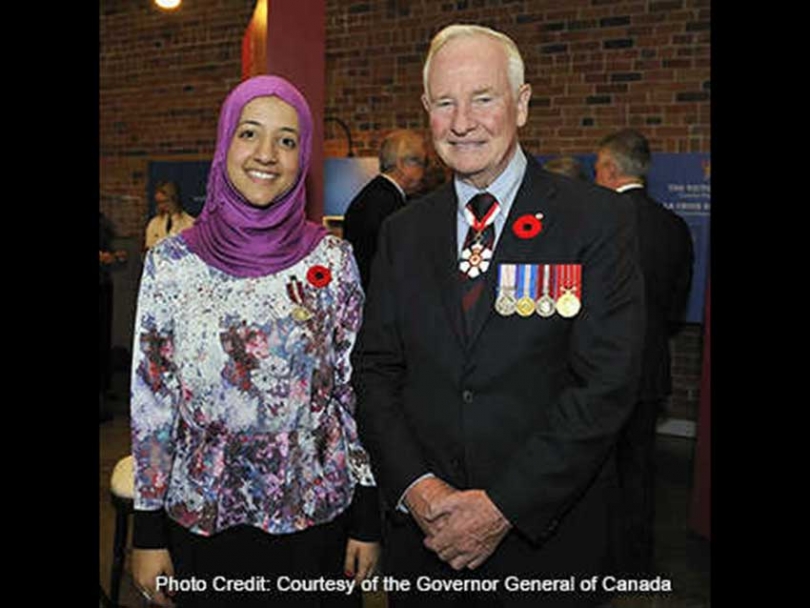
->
xmin=595 ymin=129 xmax=694 ymax=577
xmin=343 ymin=129 xmax=427 ymax=289
xmin=353 ymin=24 xmax=645 ymax=607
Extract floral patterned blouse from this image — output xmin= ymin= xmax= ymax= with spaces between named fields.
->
xmin=131 ymin=234 xmax=375 ymax=537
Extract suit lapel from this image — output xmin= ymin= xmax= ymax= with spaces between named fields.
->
xmin=427 ymin=185 xmax=467 ymax=351
xmin=465 ymin=158 xmax=562 ymax=350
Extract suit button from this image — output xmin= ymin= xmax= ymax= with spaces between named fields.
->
xmin=462 ymin=390 xmax=473 ymax=404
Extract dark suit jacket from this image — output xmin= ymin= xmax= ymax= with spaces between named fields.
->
xmin=622 ymin=187 xmax=693 ymax=401
xmin=342 ymin=175 xmax=405 ymax=290
xmin=353 ymin=156 xmax=645 ymax=574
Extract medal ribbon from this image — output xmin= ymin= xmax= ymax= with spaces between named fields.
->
xmin=555 ymin=265 xmax=582 ymax=298
xmin=286 ymin=276 xmax=306 ymax=305
xmin=498 ymin=264 xmax=516 ymax=295
xmin=463 ymin=200 xmax=500 ymax=234
xmin=555 ymin=264 xmax=567 ymax=300
xmin=535 ymin=264 xmax=551 ymax=299
xmin=550 ymin=264 xmax=558 ymax=300
xmin=564 ymin=264 xmax=570 ymax=295
xmin=563 ymin=265 xmax=581 ymax=298
xmin=516 ymin=264 xmax=537 ymax=301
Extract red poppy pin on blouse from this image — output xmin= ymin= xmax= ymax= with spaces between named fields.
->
xmin=306 ymin=265 xmax=332 ymax=288
xmin=512 ymin=213 xmax=544 ymax=239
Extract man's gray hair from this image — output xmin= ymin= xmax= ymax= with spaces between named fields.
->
xmin=422 ymin=24 xmax=525 ymax=98
xmin=598 ymin=129 xmax=652 ymax=178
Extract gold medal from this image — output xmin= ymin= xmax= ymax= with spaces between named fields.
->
xmin=555 ymin=264 xmax=582 ymax=318
xmin=516 ymin=296 xmax=536 ymax=317
xmin=514 ymin=264 xmax=537 ymax=317
xmin=556 ymin=289 xmax=581 ymax=318
xmin=292 ymin=306 xmax=313 ymax=322
xmin=286 ymin=275 xmax=313 ymax=322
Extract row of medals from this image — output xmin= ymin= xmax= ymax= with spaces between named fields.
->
xmin=495 ymin=286 xmax=581 ymax=318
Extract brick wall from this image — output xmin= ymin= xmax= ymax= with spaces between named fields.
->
xmin=669 ymin=324 xmax=705 ymax=421
xmin=324 ymin=0 xmax=710 ymax=159
xmin=99 ymin=0 xmax=256 ymax=239
xmin=101 ymin=0 xmax=710 ymax=236
xmin=99 ymin=0 xmax=709 ymax=421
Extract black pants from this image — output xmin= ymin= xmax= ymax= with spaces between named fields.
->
xmin=166 ymin=515 xmax=361 ymax=608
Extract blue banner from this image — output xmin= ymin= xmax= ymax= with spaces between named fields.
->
xmin=323 ymin=157 xmax=379 ymax=218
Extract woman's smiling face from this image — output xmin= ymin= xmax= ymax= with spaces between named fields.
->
xmin=226 ymin=95 xmax=301 ymax=207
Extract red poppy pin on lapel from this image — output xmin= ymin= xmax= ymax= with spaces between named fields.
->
xmin=512 ymin=213 xmax=544 ymax=239
xmin=306 ymin=265 xmax=332 ymax=288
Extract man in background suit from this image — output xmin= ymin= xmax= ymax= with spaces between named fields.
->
xmin=342 ymin=130 xmax=427 ymax=289
xmin=353 ymin=24 xmax=645 ymax=607
xmin=595 ymin=129 xmax=694 ymax=577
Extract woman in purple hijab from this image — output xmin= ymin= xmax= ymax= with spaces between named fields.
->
xmin=129 ymin=76 xmax=379 ymax=607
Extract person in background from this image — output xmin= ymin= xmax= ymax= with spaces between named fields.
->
xmin=353 ymin=24 xmax=644 ymax=607
xmin=595 ymin=128 xmax=694 ymax=577
xmin=342 ymin=129 xmax=427 ymax=289
xmin=144 ymin=181 xmax=196 ymax=250
xmin=542 ymin=155 xmax=588 ymax=181
xmin=130 ymin=75 xmax=380 ymax=607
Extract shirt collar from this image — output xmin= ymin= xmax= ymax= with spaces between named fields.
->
xmin=380 ymin=172 xmax=406 ymax=199
xmin=454 ymin=146 xmax=527 ymax=212
xmin=616 ymin=182 xmax=644 ymax=193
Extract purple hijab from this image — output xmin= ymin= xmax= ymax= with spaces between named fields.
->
xmin=182 ymin=75 xmax=327 ymax=277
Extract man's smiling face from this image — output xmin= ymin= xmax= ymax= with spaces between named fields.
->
xmin=422 ymin=34 xmax=531 ymax=189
